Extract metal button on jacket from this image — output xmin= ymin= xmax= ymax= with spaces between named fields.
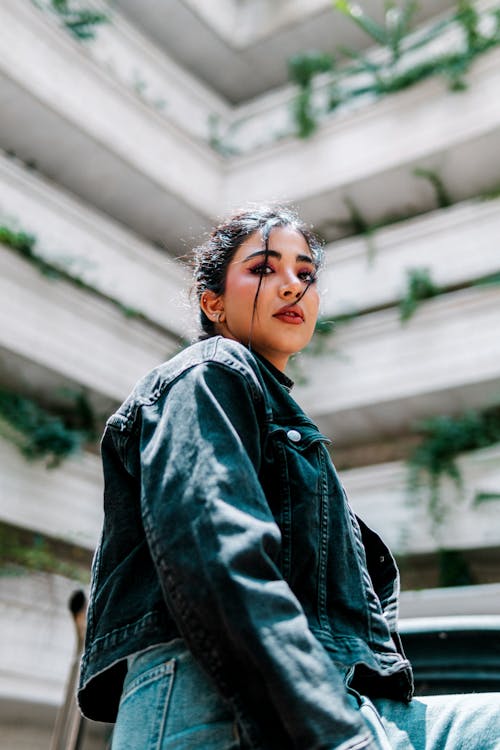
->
xmin=287 ymin=429 xmax=301 ymax=443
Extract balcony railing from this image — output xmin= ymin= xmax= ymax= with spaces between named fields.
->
xmin=342 ymin=445 xmax=500 ymax=554
xmin=0 ymin=249 xmax=180 ymax=405
xmin=296 ymin=286 xmax=500 ymax=443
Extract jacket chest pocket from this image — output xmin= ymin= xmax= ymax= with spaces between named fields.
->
xmin=262 ymin=422 xmax=331 ymax=582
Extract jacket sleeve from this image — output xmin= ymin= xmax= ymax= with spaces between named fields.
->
xmin=138 ymin=360 xmax=376 ymax=750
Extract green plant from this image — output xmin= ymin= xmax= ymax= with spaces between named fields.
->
xmin=288 ymin=3 xmax=500 ymax=140
xmin=345 ymin=197 xmax=379 ymax=261
xmin=49 ymin=0 xmax=108 ymax=40
xmin=207 ymin=114 xmax=241 ymax=156
xmin=399 ymin=267 xmax=440 ymax=322
xmin=319 ymin=197 xmax=380 ymax=258
xmin=454 ymin=1 xmax=500 ymax=56
xmin=408 ymin=404 xmax=500 ymax=527
xmin=334 ymin=0 xmax=419 ymax=65
xmin=413 ymin=167 xmax=452 ymax=208
xmin=288 ymin=51 xmax=335 ymax=138
xmin=288 ymin=50 xmax=335 ymax=88
xmin=480 ymin=182 xmax=500 ymax=201
xmin=319 ymin=173 xmax=500 ymax=247
xmin=308 ymin=311 xmax=358 ymax=356
xmin=342 ymin=196 xmax=370 ymax=235
xmin=314 ymin=316 xmax=338 ymax=338
xmin=0 ymin=522 xmax=90 ymax=581
xmin=474 ymin=490 xmax=500 ymax=504
xmin=0 ymin=226 xmax=36 ymax=255
xmin=131 ymin=71 xmax=167 ymax=112
xmin=473 ymin=271 xmax=500 ymax=288
xmin=0 ymin=225 xmax=64 ymax=279
xmin=0 ymin=387 xmax=97 ymax=467
xmin=0 ymin=223 xmax=149 ymax=323
xmin=437 ymin=548 xmax=474 ymax=587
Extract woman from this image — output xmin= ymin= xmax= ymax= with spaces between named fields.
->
xmin=78 ymin=207 xmax=499 ymax=749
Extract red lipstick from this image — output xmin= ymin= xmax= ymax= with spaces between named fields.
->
xmin=273 ymin=305 xmax=304 ymax=324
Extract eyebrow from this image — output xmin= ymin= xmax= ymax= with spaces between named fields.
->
xmin=242 ymin=249 xmax=314 ymax=265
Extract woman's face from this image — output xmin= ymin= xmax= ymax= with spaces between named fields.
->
xmin=212 ymin=225 xmax=320 ymax=371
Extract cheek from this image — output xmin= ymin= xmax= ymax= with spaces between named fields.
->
xmin=223 ymin=271 xmax=260 ymax=317
xmin=306 ymin=287 xmax=320 ymax=317
xmin=226 ymin=276 xmax=256 ymax=302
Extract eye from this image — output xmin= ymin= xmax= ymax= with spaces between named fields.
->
xmin=298 ymin=269 xmax=317 ymax=283
xmin=250 ymin=263 xmax=274 ymax=276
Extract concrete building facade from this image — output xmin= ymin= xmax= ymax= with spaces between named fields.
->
xmin=1 ymin=1 xmax=500 ymax=745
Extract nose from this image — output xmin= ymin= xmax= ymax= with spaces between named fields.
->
xmin=279 ymin=272 xmax=302 ymax=300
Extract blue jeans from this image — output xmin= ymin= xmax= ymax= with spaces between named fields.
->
xmin=111 ymin=640 xmax=240 ymax=749
xmin=111 ymin=640 xmax=500 ymax=749
xmin=372 ymin=693 xmax=500 ymax=749
xmin=346 ymin=688 xmax=500 ymax=750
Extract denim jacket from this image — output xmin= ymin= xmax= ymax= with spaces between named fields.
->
xmin=78 ymin=336 xmax=413 ymax=750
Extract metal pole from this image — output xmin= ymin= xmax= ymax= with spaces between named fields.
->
xmin=49 ymin=589 xmax=87 ymax=750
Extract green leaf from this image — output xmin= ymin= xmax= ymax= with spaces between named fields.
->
xmin=473 ymin=272 xmax=500 ymax=288
xmin=291 ymin=88 xmax=318 ymax=139
xmin=385 ymin=1 xmax=418 ymax=58
xmin=337 ymin=45 xmax=382 ymax=74
xmin=51 ymin=0 xmax=68 ymax=11
xmin=0 ymin=386 xmax=103 ymax=467
xmin=456 ymin=1 xmax=483 ymax=52
xmin=315 ymin=317 xmax=337 ymax=336
xmin=0 ymin=227 xmax=36 ymax=255
xmin=333 ymin=1 xmax=389 ymax=46
xmin=408 ymin=405 xmax=500 ymax=530
xmin=288 ymin=51 xmax=334 ymax=88
xmin=438 ymin=549 xmax=474 ymax=587
xmin=474 ymin=491 xmax=500 ymax=505
xmin=413 ymin=167 xmax=452 ymax=208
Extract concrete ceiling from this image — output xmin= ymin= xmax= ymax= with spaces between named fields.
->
xmin=112 ymin=0 xmax=458 ymax=103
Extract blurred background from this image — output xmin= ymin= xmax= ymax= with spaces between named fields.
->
xmin=1 ymin=0 xmax=500 ymax=747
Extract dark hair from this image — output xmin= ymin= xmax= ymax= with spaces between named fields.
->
xmin=192 ymin=205 xmax=324 ymax=338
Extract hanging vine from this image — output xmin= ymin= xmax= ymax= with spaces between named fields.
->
xmin=0 ymin=224 xmax=145 ymax=320
xmin=0 ymin=521 xmax=90 ymax=581
xmin=45 ymin=0 xmax=108 ymax=41
xmin=0 ymin=387 xmax=98 ymax=467
xmin=407 ymin=404 xmax=500 ymax=528
xmin=437 ymin=548 xmax=475 ymax=587
xmin=287 ymin=51 xmax=335 ymax=138
xmin=399 ymin=267 xmax=440 ymax=322
xmin=288 ymin=2 xmax=500 ymax=138
xmin=413 ymin=167 xmax=452 ymax=209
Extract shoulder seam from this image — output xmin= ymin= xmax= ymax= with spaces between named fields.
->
xmin=108 ymin=340 xmax=271 ymax=435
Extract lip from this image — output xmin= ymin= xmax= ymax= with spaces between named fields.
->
xmin=273 ymin=305 xmax=305 ymax=324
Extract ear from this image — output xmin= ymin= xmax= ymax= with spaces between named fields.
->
xmin=200 ymin=290 xmax=225 ymax=324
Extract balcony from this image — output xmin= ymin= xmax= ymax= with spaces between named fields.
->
xmin=2 ymin=1 xmax=500 ymax=251
xmin=0 ymin=154 xmax=189 ymax=338
xmin=342 ymin=445 xmax=500 ymax=554
xmin=0 ymin=573 xmax=79 ymax=708
xmin=0 ymin=436 xmax=101 ymax=550
xmin=0 ymin=249 xmax=180 ymax=407
xmin=225 ymin=47 xmax=500 ymax=237
xmin=400 ymin=583 xmax=500 ymax=617
xmin=113 ymin=0 xmax=457 ymax=101
xmin=319 ymin=197 xmax=500 ymax=318
xmin=0 ymin=572 xmax=109 ymax=748
xmin=0 ymin=0 xmax=221 ymax=250
xmin=295 ymin=286 xmax=500 ymax=444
